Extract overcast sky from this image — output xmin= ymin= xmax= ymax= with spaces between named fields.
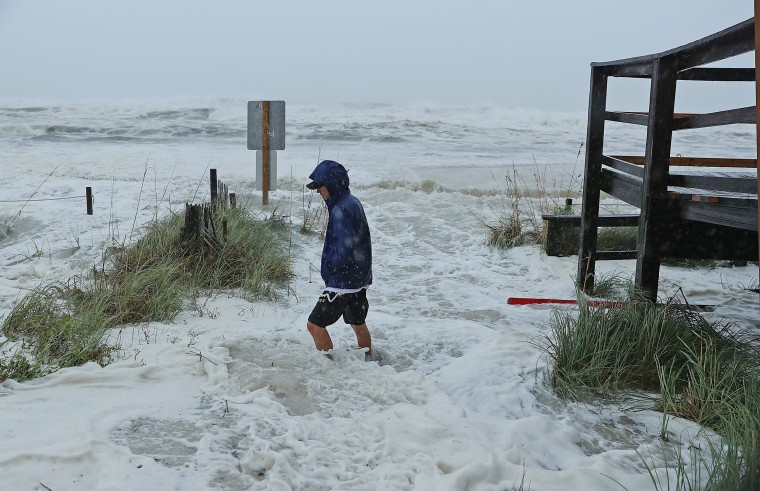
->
xmin=0 ymin=1 xmax=754 ymax=111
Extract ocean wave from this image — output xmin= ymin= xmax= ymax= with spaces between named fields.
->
xmin=139 ymin=107 xmax=214 ymax=120
xmin=0 ymin=100 xmax=754 ymax=160
xmin=44 ymin=125 xmax=95 ymax=135
xmin=0 ymin=106 xmax=51 ymax=115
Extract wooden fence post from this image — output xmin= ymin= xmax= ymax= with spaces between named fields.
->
xmin=181 ymin=203 xmax=202 ymax=240
xmin=86 ymin=187 xmax=93 ymax=215
xmin=210 ymin=169 xmax=218 ymax=204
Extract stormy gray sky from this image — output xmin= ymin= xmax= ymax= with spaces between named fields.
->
xmin=0 ymin=0 xmax=754 ymax=111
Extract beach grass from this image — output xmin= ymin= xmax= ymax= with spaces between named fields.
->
xmin=539 ymin=288 xmax=760 ymax=489
xmin=0 ymin=206 xmax=292 ymax=382
xmin=485 ymin=166 xmax=558 ymax=248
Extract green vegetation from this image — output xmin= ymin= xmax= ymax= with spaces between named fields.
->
xmin=539 ymin=289 xmax=760 ymax=490
xmin=485 ymin=168 xmax=558 ymax=248
xmin=1 ymin=206 xmax=292 ymax=382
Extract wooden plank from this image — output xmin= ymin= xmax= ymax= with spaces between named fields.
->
xmin=673 ymin=106 xmax=756 ymax=129
xmin=605 ymin=111 xmax=650 ymax=125
xmin=679 ymin=199 xmax=758 ymax=231
xmin=542 ymin=214 xmax=639 ymax=227
xmin=577 ymin=67 xmax=608 ymax=293
xmin=611 ymin=155 xmax=758 ymax=168
xmin=606 ymin=108 xmax=755 ymax=129
xmin=602 ymin=155 xmax=645 ymax=177
xmin=604 ymin=64 xmax=655 ymax=78
xmin=596 ymin=250 xmax=638 ymax=260
xmin=677 ymin=19 xmax=755 ymax=70
xmin=592 ymin=18 xmax=753 ymax=73
xmin=600 ymin=168 xmax=643 ymax=208
xmin=678 ymin=67 xmax=756 ymax=81
xmin=656 ymin=218 xmax=758 ymax=259
xmin=668 ymin=173 xmax=758 ymax=194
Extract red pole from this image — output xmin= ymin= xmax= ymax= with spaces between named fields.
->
xmin=507 ymin=297 xmax=624 ymax=308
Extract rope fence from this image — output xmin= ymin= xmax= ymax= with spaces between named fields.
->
xmin=0 ymin=187 xmax=94 ymax=215
xmin=4 ymin=169 xmax=232 ymax=218
xmin=0 ymin=195 xmax=85 ymax=203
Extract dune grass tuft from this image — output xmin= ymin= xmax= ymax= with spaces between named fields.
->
xmin=2 ymin=284 xmax=115 ymax=378
xmin=111 ymin=208 xmax=292 ymax=299
xmin=539 ymin=288 xmax=760 ymax=489
xmin=1 ymin=206 xmax=292 ymax=382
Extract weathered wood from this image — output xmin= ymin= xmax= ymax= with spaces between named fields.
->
xmin=678 ymin=67 xmax=756 ymax=81
xmin=210 ymin=169 xmax=218 ymax=204
xmin=668 ymin=173 xmax=757 ymax=193
xmin=606 ymin=107 xmax=755 ymax=129
xmin=676 ymin=19 xmax=755 ymax=70
xmin=202 ymin=204 xmax=222 ymax=254
xmin=673 ymin=106 xmax=756 ymax=129
xmin=544 ymin=214 xmax=639 ymax=258
xmin=595 ymin=250 xmax=639 ymax=260
xmin=609 ymin=68 xmax=755 ymax=81
xmin=659 ymin=219 xmax=757 ymax=260
xmin=579 ymin=17 xmax=758 ymax=301
xmin=86 ymin=187 xmax=93 ymax=215
xmin=593 ymin=18 xmax=753 ymax=74
xmin=600 ymin=169 xmax=644 ymax=209
xmin=678 ymin=196 xmax=758 ymax=231
xmin=577 ymin=67 xmax=608 ymax=293
xmin=542 ymin=214 xmax=640 ymax=227
xmin=610 ymin=155 xmax=758 ymax=168
xmin=205 ymin=205 xmax=217 ymax=237
xmin=600 ymin=166 xmax=758 ymax=230
xmin=637 ymin=57 xmax=678 ymax=302
xmin=181 ymin=203 xmax=203 ymax=240
xmin=230 ymin=192 xmax=236 ymax=209
xmin=605 ymin=111 xmax=650 ymax=126
xmin=602 ymin=155 xmax=645 ymax=177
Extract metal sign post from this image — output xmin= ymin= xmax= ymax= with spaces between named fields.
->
xmin=247 ymin=101 xmax=285 ymax=205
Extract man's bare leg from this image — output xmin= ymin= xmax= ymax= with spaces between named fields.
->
xmin=307 ymin=321 xmax=333 ymax=352
xmin=351 ymin=324 xmax=371 ymax=357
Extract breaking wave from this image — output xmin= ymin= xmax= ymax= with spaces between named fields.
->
xmin=0 ymin=100 xmax=754 ymax=162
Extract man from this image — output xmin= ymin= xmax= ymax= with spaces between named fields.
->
xmin=305 ymin=160 xmax=373 ymax=359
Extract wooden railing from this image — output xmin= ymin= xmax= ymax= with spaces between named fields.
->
xmin=577 ymin=17 xmax=757 ymax=301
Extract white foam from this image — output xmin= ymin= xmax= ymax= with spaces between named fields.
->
xmin=0 ymin=99 xmax=756 ymax=490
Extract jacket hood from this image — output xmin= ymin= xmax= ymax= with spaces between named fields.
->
xmin=309 ymin=160 xmax=350 ymax=199
xmin=309 ymin=160 xmax=348 ymax=196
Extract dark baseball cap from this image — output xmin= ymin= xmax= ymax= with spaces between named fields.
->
xmin=306 ymin=181 xmax=322 ymax=189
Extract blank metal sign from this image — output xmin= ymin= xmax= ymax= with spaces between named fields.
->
xmin=247 ymin=101 xmax=286 ymax=150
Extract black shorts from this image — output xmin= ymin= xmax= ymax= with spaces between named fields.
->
xmin=308 ymin=289 xmax=369 ymax=327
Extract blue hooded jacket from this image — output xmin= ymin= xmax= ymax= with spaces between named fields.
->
xmin=309 ymin=160 xmax=372 ymax=290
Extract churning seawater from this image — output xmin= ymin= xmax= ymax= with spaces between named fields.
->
xmin=1 ymin=98 xmax=758 ymax=490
